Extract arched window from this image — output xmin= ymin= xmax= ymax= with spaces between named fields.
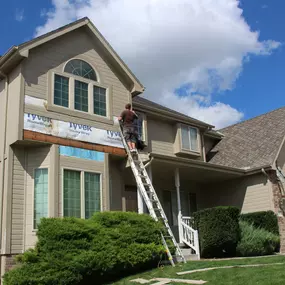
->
xmin=64 ymin=59 xmax=97 ymax=81
xmin=52 ymin=58 xmax=108 ymax=118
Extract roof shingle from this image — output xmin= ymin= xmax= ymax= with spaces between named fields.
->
xmin=208 ymin=106 xmax=285 ymax=169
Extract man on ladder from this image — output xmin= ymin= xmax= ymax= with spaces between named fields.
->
xmin=118 ymin=103 xmax=138 ymax=153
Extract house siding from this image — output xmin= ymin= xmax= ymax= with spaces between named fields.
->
xmin=202 ymin=173 xmax=274 ymax=213
xmin=6 ymin=65 xmax=22 ymax=146
xmin=11 ymin=148 xmax=25 ymax=254
xmin=109 ymin=157 xmax=124 ymax=211
xmin=58 ymin=155 xmax=106 ymax=216
xmin=24 ymin=146 xmax=51 ymax=250
xmin=22 ymin=27 xmax=129 ymax=131
xmin=147 ymin=118 xmax=175 ymax=157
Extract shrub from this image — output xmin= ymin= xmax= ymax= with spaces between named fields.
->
xmin=237 ymin=221 xmax=280 ymax=257
xmin=3 ymin=212 xmax=165 ymax=285
xmin=240 ymin=211 xmax=279 ymax=235
xmin=193 ymin=206 xmax=241 ymax=258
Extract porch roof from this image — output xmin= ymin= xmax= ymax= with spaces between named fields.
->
xmin=150 ymin=153 xmax=272 ymax=182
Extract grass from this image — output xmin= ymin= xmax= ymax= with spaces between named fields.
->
xmin=112 ymin=255 xmax=285 ymax=285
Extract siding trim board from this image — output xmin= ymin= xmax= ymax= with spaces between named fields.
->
xmin=23 ymin=130 xmax=126 ymax=157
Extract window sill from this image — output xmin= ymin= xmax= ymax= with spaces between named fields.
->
xmin=174 ymin=149 xmax=201 ymax=157
xmin=47 ymin=104 xmax=114 ymax=125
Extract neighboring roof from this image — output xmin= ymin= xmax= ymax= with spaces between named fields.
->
xmin=133 ymin=96 xmax=214 ymax=129
xmin=209 ymin=106 xmax=285 ymax=169
xmin=0 ymin=17 xmax=144 ymax=96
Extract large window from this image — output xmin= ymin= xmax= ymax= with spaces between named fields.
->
xmin=52 ymin=59 xmax=109 ymax=118
xmin=135 ymin=112 xmax=146 ymax=142
xmin=181 ymin=125 xmax=199 ymax=152
xmin=63 ymin=169 xmax=101 ymax=219
xmin=34 ymin=168 xmax=48 ymax=229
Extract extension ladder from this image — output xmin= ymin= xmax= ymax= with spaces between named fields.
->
xmin=119 ymin=125 xmax=186 ymax=266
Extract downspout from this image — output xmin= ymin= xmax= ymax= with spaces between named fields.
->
xmin=0 ymin=70 xmax=9 ymax=254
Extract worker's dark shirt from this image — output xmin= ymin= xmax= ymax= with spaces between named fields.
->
xmin=120 ymin=110 xmax=138 ymax=128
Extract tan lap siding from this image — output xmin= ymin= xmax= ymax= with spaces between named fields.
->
xmin=147 ymin=118 xmax=175 ymax=157
xmin=24 ymin=146 xmax=51 ymax=250
xmin=205 ymin=174 xmax=274 ymax=213
xmin=11 ymin=148 xmax=25 ymax=254
xmin=58 ymin=155 xmax=106 ymax=217
xmin=109 ymin=157 xmax=124 ymax=211
xmin=23 ymin=28 xmax=129 ymax=124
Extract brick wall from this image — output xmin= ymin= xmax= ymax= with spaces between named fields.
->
xmin=268 ymin=170 xmax=285 ymax=254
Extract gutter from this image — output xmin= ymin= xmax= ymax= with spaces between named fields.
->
xmin=0 ymin=71 xmax=9 ymax=253
xmin=0 ymin=46 xmax=18 ymax=68
xmin=150 ymin=153 xmax=272 ymax=176
xmin=150 ymin=153 xmax=245 ymax=175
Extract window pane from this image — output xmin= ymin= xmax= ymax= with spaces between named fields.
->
xmin=85 ymin=172 xmax=101 ymax=219
xmin=74 ymin=80 xmax=88 ymax=112
xmin=64 ymin=170 xmax=81 ymax=218
xmin=93 ymin=86 xmax=107 ymax=117
xmin=181 ymin=126 xmax=190 ymax=150
xmin=34 ymin=169 xmax=48 ymax=229
xmin=54 ymin=74 xmax=69 ymax=107
xmin=189 ymin=127 xmax=198 ymax=151
xmin=135 ymin=114 xmax=144 ymax=141
xmin=64 ymin=59 xmax=97 ymax=81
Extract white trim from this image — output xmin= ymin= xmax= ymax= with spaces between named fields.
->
xmin=32 ymin=167 xmax=50 ymax=230
xmin=180 ymin=124 xmax=201 ymax=153
xmin=63 ymin=57 xmax=101 ymax=83
xmin=61 ymin=167 xmax=103 ymax=219
xmin=49 ymin=70 xmax=110 ymax=120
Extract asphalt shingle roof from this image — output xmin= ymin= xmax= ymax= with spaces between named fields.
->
xmin=133 ymin=96 xmax=214 ymax=128
xmin=208 ymin=106 xmax=285 ymax=169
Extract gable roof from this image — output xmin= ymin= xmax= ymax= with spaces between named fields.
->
xmin=133 ymin=96 xmax=215 ymax=129
xmin=0 ymin=17 xmax=144 ymax=96
xmin=208 ymin=106 xmax=285 ymax=169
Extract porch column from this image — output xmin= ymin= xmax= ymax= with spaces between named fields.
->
xmin=175 ymin=168 xmax=183 ymax=243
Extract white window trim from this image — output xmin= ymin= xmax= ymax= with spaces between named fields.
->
xmin=61 ymin=167 xmax=103 ymax=219
xmin=177 ymin=124 xmax=201 ymax=156
xmin=136 ymin=111 xmax=148 ymax=143
xmin=32 ymin=167 xmax=50 ymax=231
xmin=47 ymin=71 xmax=113 ymax=125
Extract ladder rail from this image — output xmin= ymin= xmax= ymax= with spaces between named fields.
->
xmin=118 ymin=123 xmax=186 ymax=265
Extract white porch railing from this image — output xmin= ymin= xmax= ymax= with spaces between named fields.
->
xmin=178 ymin=213 xmax=200 ymax=259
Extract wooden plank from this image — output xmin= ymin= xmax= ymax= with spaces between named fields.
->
xmin=23 ymin=130 xmax=126 ymax=157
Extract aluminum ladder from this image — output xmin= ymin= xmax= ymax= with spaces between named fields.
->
xmin=119 ymin=125 xmax=186 ymax=266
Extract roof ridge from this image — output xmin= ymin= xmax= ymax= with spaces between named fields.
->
xmin=220 ymin=105 xmax=285 ymax=131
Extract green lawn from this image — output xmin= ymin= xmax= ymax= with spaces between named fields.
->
xmin=112 ymin=255 xmax=285 ymax=285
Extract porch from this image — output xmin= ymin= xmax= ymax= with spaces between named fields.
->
xmin=121 ymin=154 xmax=247 ymax=259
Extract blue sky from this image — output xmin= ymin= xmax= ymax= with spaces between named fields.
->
xmin=0 ymin=0 xmax=284 ymax=128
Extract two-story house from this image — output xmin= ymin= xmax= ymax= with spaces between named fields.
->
xmin=1 ymin=17 xmax=285 ymax=276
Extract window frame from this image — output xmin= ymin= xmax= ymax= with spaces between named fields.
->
xmin=61 ymin=167 xmax=103 ymax=219
xmin=135 ymin=111 xmax=148 ymax=144
xmin=32 ymin=167 xmax=49 ymax=230
xmin=175 ymin=123 xmax=201 ymax=156
xmin=47 ymin=69 xmax=113 ymax=125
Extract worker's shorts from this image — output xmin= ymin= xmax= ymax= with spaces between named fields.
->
xmin=123 ymin=127 xmax=137 ymax=143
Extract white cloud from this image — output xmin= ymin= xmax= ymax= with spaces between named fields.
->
xmin=15 ymin=8 xmax=24 ymax=22
xmin=35 ymin=0 xmax=280 ymax=129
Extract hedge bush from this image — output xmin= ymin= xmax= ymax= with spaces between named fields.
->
xmin=240 ymin=211 xmax=279 ymax=235
xmin=3 ymin=212 xmax=165 ymax=285
xmin=237 ymin=221 xmax=280 ymax=257
xmin=193 ymin=206 xmax=241 ymax=258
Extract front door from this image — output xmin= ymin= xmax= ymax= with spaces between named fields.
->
xmin=124 ymin=185 xmax=138 ymax=212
